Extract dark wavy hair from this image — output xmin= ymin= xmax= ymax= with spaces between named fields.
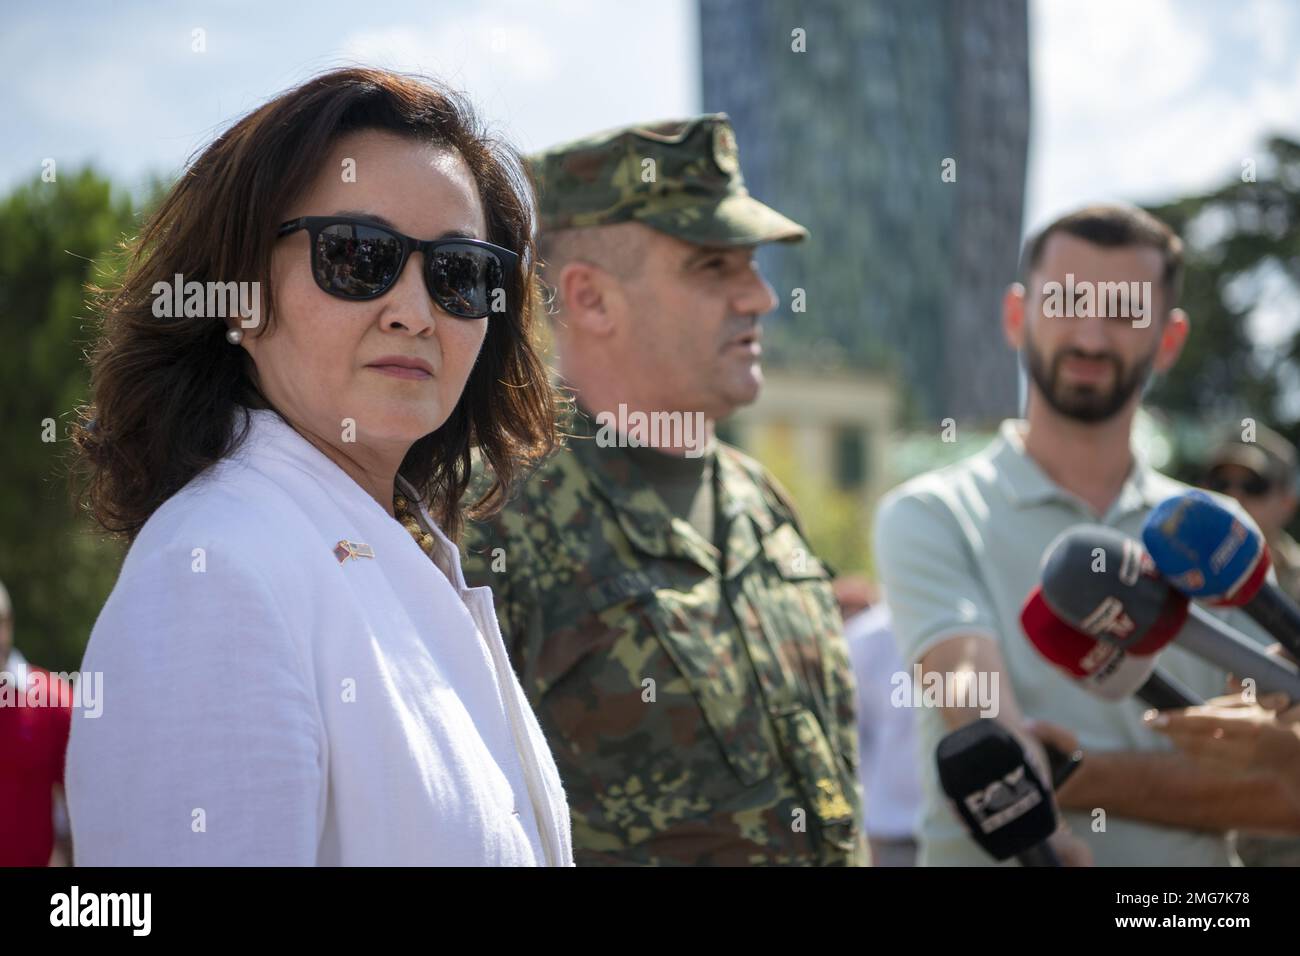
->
xmin=73 ymin=67 xmax=558 ymax=541
xmin=1020 ymin=203 xmax=1185 ymax=311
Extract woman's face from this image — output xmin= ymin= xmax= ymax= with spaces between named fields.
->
xmin=245 ymin=129 xmax=491 ymax=461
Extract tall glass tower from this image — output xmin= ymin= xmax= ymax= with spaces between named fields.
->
xmin=699 ymin=0 xmax=1030 ymax=423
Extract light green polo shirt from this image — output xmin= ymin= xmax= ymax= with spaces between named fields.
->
xmin=873 ymin=419 xmax=1271 ymax=867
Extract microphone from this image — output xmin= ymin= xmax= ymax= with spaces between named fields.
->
xmin=1021 ymin=587 xmax=1203 ymax=708
xmin=1173 ymin=603 xmax=1300 ymax=700
xmin=936 ymin=719 xmax=1061 ymax=866
xmin=1022 ymin=584 xmax=1161 ymax=699
xmin=1135 ymin=668 xmax=1204 ymax=710
xmin=1143 ymin=490 xmax=1300 ymax=661
xmin=1037 ymin=524 xmax=1300 ymax=699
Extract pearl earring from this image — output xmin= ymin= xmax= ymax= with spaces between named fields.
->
xmin=226 ymin=328 xmax=244 ymax=345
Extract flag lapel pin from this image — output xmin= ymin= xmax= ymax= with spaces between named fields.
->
xmin=334 ymin=539 xmax=376 ymax=563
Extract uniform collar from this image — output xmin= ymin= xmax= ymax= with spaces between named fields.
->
xmin=713 ymin=447 xmax=777 ymax=576
xmin=233 ymin=406 xmax=467 ymax=589
xmin=564 ymin=406 xmax=725 ymax=574
xmin=993 ymin=418 xmax=1164 ymax=520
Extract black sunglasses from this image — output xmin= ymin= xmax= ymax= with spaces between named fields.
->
xmin=277 ymin=216 xmax=518 ymax=319
xmin=1205 ymin=470 xmax=1272 ymax=497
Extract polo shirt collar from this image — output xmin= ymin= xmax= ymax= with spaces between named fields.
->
xmin=993 ymin=418 xmax=1165 ymax=521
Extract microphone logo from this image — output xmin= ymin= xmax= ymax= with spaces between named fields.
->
xmin=1119 ymin=538 xmax=1144 ymax=586
xmin=1080 ymin=596 xmax=1135 ymax=639
xmin=1080 ymin=639 xmax=1122 ymax=674
xmin=1209 ymin=520 xmax=1247 ymax=574
xmin=1169 ymin=568 xmax=1206 ymax=592
xmin=963 ymin=765 xmax=1043 ymax=833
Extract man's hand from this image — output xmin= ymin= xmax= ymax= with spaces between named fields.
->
xmin=1045 ymin=826 xmax=1094 ymax=866
xmin=1021 ymin=717 xmax=1082 ymax=796
xmin=1018 ymin=719 xmax=1092 ymax=866
xmin=1146 ymin=701 xmax=1300 ymax=807
xmin=1226 ymin=641 xmax=1299 ymax=701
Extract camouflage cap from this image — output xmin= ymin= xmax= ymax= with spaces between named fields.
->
xmin=528 ymin=113 xmax=808 ymax=246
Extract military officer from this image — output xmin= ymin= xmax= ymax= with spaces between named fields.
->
xmin=462 ymin=114 xmax=864 ymax=866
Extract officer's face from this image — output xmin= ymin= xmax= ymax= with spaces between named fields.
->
xmin=618 ymin=229 xmax=779 ymax=420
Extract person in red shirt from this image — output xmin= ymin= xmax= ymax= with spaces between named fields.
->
xmin=0 ymin=579 xmax=73 ymax=866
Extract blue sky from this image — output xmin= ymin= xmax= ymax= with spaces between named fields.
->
xmin=4 ymin=0 xmax=1299 ymax=235
xmin=1026 ymin=0 xmax=1300 ymax=231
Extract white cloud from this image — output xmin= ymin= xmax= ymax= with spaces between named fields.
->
xmin=1239 ymin=0 xmax=1297 ymax=72
xmin=339 ymin=0 xmax=698 ymax=155
xmin=0 ymin=0 xmax=698 ymax=194
xmin=1025 ymin=0 xmax=1300 ymax=232
xmin=341 ymin=19 xmax=560 ymax=90
xmin=4 ymin=0 xmax=1296 ymax=235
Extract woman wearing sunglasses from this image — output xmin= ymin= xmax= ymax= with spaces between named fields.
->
xmin=65 ymin=68 xmax=573 ymax=866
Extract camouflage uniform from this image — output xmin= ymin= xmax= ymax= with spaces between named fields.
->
xmin=461 ymin=115 xmax=862 ymax=865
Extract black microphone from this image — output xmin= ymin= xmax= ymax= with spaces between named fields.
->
xmin=1135 ymin=668 xmax=1202 ymax=710
xmin=936 ymin=720 xmax=1062 ymax=866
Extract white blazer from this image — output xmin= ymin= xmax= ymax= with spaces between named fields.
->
xmin=67 ymin=407 xmax=573 ymax=866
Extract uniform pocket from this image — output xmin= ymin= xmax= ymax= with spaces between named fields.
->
xmin=771 ymin=708 xmax=855 ymax=828
xmin=761 ymin=522 xmax=833 ymax=580
xmin=575 ymin=568 xmax=774 ymax=788
xmin=641 ymin=598 xmax=775 ymax=787
xmin=753 ymin=522 xmax=859 ymax=780
xmin=756 ymin=521 xmax=843 ymax=660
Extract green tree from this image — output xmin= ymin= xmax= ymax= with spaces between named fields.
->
xmin=0 ymin=168 xmax=139 ymax=671
xmin=1145 ymin=136 xmax=1300 ymax=448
